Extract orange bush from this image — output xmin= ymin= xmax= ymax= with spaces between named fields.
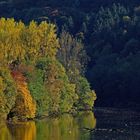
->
xmin=11 ymin=71 xmax=36 ymax=120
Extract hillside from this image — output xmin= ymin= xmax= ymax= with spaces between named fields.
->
xmin=0 ymin=0 xmax=140 ymax=109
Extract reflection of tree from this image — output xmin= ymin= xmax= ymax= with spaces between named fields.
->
xmin=36 ymin=115 xmax=79 ymax=140
xmin=36 ymin=112 xmax=96 ymax=140
xmin=77 ymin=111 xmax=96 ymax=129
xmin=59 ymin=114 xmax=79 ymax=140
xmin=8 ymin=121 xmax=36 ymax=140
xmin=0 ymin=112 xmax=96 ymax=140
xmin=0 ymin=123 xmax=12 ymax=140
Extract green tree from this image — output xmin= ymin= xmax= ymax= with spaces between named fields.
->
xmin=58 ymin=31 xmax=96 ymax=110
xmin=36 ymin=58 xmax=77 ymax=115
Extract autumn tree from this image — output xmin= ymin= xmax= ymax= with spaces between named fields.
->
xmin=0 ymin=18 xmax=25 ymax=66
xmin=10 ymin=71 xmax=36 ymax=120
xmin=0 ymin=67 xmax=16 ymax=120
xmin=21 ymin=21 xmax=59 ymax=62
xmin=58 ymin=30 xmax=88 ymax=80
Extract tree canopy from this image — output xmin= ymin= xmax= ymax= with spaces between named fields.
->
xmin=0 ymin=18 xmax=96 ymax=120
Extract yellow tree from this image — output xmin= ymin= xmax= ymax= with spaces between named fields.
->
xmin=0 ymin=76 xmax=6 ymax=119
xmin=0 ymin=67 xmax=16 ymax=120
xmin=0 ymin=18 xmax=25 ymax=66
xmin=20 ymin=20 xmax=60 ymax=63
xmin=38 ymin=21 xmax=60 ymax=58
xmin=0 ymin=18 xmax=60 ymax=65
xmin=21 ymin=21 xmax=41 ymax=62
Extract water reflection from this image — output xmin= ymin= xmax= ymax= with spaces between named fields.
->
xmin=0 ymin=111 xmax=96 ymax=140
xmin=9 ymin=122 xmax=36 ymax=140
xmin=0 ymin=123 xmax=12 ymax=140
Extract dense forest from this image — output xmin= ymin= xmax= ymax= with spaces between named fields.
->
xmin=0 ymin=18 xmax=96 ymax=120
xmin=0 ymin=0 xmax=140 ymax=121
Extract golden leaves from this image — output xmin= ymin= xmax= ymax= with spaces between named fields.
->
xmin=0 ymin=18 xmax=59 ymax=65
xmin=11 ymin=71 xmax=36 ymax=119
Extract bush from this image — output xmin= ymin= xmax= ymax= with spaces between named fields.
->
xmin=75 ymin=76 xmax=97 ymax=110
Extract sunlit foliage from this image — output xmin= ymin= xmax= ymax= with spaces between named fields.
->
xmin=0 ymin=18 xmax=59 ymax=66
xmin=0 ymin=18 xmax=96 ymax=120
xmin=10 ymin=71 xmax=36 ymax=120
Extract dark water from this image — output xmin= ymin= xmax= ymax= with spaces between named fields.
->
xmin=0 ymin=109 xmax=140 ymax=140
xmin=92 ymin=108 xmax=140 ymax=140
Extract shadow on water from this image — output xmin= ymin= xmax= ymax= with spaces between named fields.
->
xmin=91 ymin=108 xmax=140 ymax=140
xmin=0 ymin=111 xmax=96 ymax=140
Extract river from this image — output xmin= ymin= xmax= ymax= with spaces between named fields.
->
xmin=0 ymin=108 xmax=140 ymax=140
